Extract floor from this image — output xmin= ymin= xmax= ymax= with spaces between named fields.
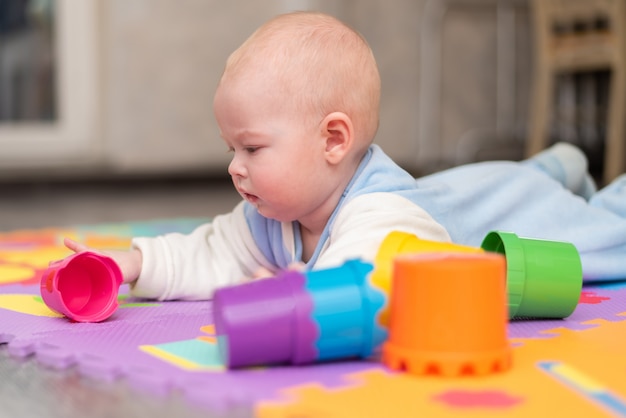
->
xmin=0 ymin=177 xmax=242 ymax=231
xmin=0 ymin=348 xmax=252 ymax=418
xmin=0 ymin=176 xmax=249 ymax=418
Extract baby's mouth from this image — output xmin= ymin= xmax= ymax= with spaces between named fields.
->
xmin=242 ymin=192 xmax=259 ymax=204
xmin=236 ymin=182 xmax=259 ymax=204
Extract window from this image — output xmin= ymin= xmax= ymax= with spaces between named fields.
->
xmin=0 ymin=0 xmax=98 ymax=168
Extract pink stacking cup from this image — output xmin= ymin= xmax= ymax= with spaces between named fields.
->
xmin=40 ymin=251 xmax=123 ymax=322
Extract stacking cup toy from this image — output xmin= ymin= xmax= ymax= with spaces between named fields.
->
xmin=382 ymin=252 xmax=511 ymax=377
xmin=40 ymin=251 xmax=123 ymax=322
xmin=213 ymin=259 xmax=387 ymax=369
xmin=481 ymin=231 xmax=582 ymax=319
xmin=370 ymin=231 xmax=483 ymax=326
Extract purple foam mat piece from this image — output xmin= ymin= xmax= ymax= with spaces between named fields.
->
xmin=0 ymin=282 xmax=379 ymax=410
xmin=508 ymin=281 xmax=626 ymax=340
xmin=1 ymin=252 xmax=626 ymax=412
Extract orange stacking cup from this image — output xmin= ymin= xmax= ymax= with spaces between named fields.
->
xmin=370 ymin=231 xmax=483 ymax=327
xmin=382 ymin=252 xmax=512 ymax=377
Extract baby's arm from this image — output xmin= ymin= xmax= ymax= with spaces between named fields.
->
xmin=63 ymin=237 xmax=142 ymax=285
xmin=129 ymin=202 xmax=274 ymax=300
xmin=60 ymin=203 xmax=271 ymax=301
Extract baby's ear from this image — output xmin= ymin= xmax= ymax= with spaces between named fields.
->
xmin=320 ymin=112 xmax=354 ymax=164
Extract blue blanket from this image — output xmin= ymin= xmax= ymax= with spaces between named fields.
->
xmin=415 ymin=161 xmax=626 ymax=282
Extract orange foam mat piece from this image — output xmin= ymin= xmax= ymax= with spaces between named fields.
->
xmin=258 ymin=314 xmax=626 ymax=417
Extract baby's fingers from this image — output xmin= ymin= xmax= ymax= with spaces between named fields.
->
xmin=252 ymin=266 xmax=274 ymax=279
xmin=63 ymin=237 xmax=91 ymax=253
xmin=287 ymin=262 xmax=306 ymax=272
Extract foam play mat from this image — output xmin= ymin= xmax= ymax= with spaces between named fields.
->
xmin=1 ymin=219 xmax=625 ymax=417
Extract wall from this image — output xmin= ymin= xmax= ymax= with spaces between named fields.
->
xmin=0 ymin=0 xmax=532 ymax=178
xmin=102 ymin=0 xmax=532 ymax=176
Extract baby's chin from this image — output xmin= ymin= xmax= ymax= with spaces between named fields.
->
xmin=255 ymin=206 xmax=296 ymax=223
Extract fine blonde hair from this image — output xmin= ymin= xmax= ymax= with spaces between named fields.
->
xmin=220 ymin=12 xmax=381 ymax=146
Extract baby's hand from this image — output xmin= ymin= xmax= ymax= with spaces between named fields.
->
xmin=63 ymin=238 xmax=142 ymax=285
xmin=250 ymin=262 xmax=306 ymax=280
xmin=251 ymin=266 xmax=275 ymax=280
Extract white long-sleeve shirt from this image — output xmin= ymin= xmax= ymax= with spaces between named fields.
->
xmin=131 ymin=145 xmax=450 ymax=300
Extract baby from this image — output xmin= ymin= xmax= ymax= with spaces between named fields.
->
xmin=65 ymin=11 xmax=626 ymax=300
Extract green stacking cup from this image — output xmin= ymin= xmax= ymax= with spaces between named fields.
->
xmin=481 ymin=231 xmax=582 ymax=319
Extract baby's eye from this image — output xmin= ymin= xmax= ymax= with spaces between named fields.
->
xmin=244 ymin=147 xmax=259 ymax=154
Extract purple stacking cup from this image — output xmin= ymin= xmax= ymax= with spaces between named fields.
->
xmin=212 ymin=270 xmax=317 ymax=368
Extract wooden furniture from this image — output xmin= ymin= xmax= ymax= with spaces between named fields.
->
xmin=527 ymin=0 xmax=626 ymax=183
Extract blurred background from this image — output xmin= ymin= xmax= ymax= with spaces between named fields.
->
xmin=0 ymin=0 xmax=621 ymax=230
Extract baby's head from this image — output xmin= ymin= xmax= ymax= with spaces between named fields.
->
xmin=214 ymin=12 xmax=381 ymax=226
xmin=216 ymin=11 xmax=381 ymax=154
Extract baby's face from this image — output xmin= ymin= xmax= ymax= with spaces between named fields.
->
xmin=214 ymin=76 xmax=339 ymax=225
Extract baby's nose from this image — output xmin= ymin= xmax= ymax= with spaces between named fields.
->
xmin=228 ymin=156 xmax=246 ymax=178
